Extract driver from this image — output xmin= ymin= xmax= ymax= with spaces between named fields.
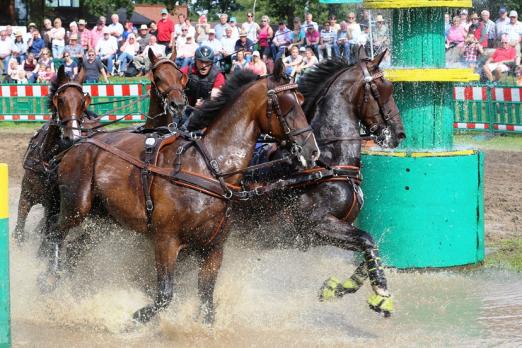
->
xmin=179 ymin=45 xmax=225 ymax=129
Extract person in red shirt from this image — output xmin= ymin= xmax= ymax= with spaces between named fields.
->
xmin=157 ymin=8 xmax=174 ymax=54
xmin=179 ymin=46 xmax=226 ymax=130
xmin=484 ymin=36 xmax=519 ymax=82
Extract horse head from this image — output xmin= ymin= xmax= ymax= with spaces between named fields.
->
xmin=265 ymin=67 xmax=319 ymax=167
xmin=354 ymin=47 xmax=406 ymax=148
xmin=51 ymin=65 xmax=91 ymax=143
xmin=147 ymin=49 xmax=188 ymax=121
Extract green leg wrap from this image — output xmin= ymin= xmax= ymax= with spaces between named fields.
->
xmin=367 ymin=294 xmax=394 ymax=318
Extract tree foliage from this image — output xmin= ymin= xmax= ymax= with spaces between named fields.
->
xmin=84 ymin=0 xmax=134 ymax=18
xmin=191 ymin=0 xmax=243 ymax=20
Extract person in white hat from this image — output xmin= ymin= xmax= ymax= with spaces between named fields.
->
xmin=175 ymin=34 xmax=198 ymax=67
xmin=133 ymin=35 xmax=165 ymax=75
xmin=95 ymin=27 xmax=118 ymax=74
xmin=64 ymin=33 xmax=84 ymax=60
xmin=12 ymin=31 xmax=27 ymax=63
xmin=201 ymin=29 xmax=224 ymax=59
xmin=373 ymin=14 xmax=390 ymax=54
xmin=77 ymin=19 xmax=92 ymax=52
xmin=136 ymin=24 xmax=151 ymax=53
xmin=505 ymin=10 xmax=522 ymax=57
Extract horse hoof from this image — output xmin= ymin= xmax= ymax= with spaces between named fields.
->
xmin=319 ymin=276 xmax=361 ymax=301
xmin=368 ymin=294 xmax=393 ymax=318
xmin=132 ymin=304 xmax=157 ymax=324
xmin=37 ymin=272 xmax=59 ymax=294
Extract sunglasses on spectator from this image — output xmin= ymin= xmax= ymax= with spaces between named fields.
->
xmin=262 ymin=20 xmax=267 ymax=22
xmin=88 ymin=53 xmax=95 ymax=56
xmin=247 ymin=14 xmax=253 ymax=17
xmin=182 ymin=29 xmax=188 ymax=31
xmin=502 ymin=41 xmax=509 ymax=44
xmin=64 ymin=54 xmax=70 ymax=57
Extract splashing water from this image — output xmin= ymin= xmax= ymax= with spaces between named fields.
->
xmin=8 ymin=186 xmax=522 ymax=347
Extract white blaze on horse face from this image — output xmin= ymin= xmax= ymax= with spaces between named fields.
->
xmin=71 ymin=119 xmax=81 ymax=140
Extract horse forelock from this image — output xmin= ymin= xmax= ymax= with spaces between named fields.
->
xmin=298 ymin=58 xmax=358 ymax=122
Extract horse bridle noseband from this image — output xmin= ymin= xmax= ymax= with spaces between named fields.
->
xmin=266 ymin=82 xmax=313 ymax=155
xmin=51 ymin=82 xmax=87 ymax=129
xmin=149 ymin=58 xmax=188 ymax=119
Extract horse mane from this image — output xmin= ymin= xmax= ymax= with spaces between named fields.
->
xmin=194 ymin=69 xmax=260 ymax=128
xmin=298 ymin=58 xmax=355 ymax=121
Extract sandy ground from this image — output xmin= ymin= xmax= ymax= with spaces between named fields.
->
xmin=1 ymin=129 xmax=521 ymax=243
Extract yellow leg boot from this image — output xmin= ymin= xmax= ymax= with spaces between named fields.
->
xmin=368 ymin=294 xmax=394 ymax=318
xmin=319 ymin=276 xmax=363 ymax=301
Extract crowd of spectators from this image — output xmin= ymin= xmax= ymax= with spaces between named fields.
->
xmin=445 ymin=7 xmax=522 ymax=84
xmin=0 ymin=8 xmax=390 ymax=84
xmin=2 ymin=5 xmax=520 ymax=85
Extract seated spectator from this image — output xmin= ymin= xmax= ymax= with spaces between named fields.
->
xmin=333 ymin=21 xmax=350 ymax=61
xmin=195 ymin=15 xmax=210 ymax=44
xmin=82 ymin=48 xmax=108 ymax=83
xmin=305 ymin=25 xmax=320 ymax=59
xmin=136 ymin=24 xmax=151 ymax=53
xmin=133 ymin=35 xmax=165 ymax=75
xmin=95 ymin=28 xmax=118 ymax=75
xmin=77 ymin=19 xmax=91 ymax=52
xmin=176 ymin=34 xmax=198 ymax=67
xmin=247 ymin=50 xmax=267 ymax=75
xmin=301 ymin=47 xmax=318 ymax=71
xmin=446 ymin=16 xmax=466 ymax=65
xmin=22 ymin=52 xmax=38 ymax=82
xmin=36 ymin=64 xmax=54 ymax=84
xmin=12 ymin=32 xmax=28 ymax=63
xmin=232 ymin=50 xmax=248 ymax=73
xmin=0 ymin=30 xmax=14 ymax=74
xmin=469 ymin=13 xmax=487 ymax=48
xmin=271 ymin=20 xmax=292 ymax=61
xmin=37 ymin=48 xmax=55 ymax=73
xmin=235 ymin=30 xmax=254 ymax=61
xmin=291 ymin=18 xmax=305 ymax=48
xmin=66 ymin=21 xmax=79 ymax=45
xmin=27 ymin=29 xmax=45 ymax=58
xmin=64 ymin=34 xmax=84 ymax=61
xmin=221 ymin=26 xmax=237 ymax=58
xmin=283 ymin=45 xmax=303 ymax=77
xmin=201 ymin=29 xmax=224 ymax=62
xmin=319 ymin=21 xmax=336 ymax=59
xmin=62 ymin=52 xmax=78 ymax=79
xmin=483 ymin=36 xmax=519 ymax=82
xmin=461 ymin=33 xmax=483 ymax=69
xmin=6 ymin=58 xmax=21 ymax=83
xmin=228 ymin=17 xmax=240 ymax=41
xmin=373 ymin=15 xmax=390 ymax=54
xmin=117 ymin=33 xmax=140 ymax=76
xmin=122 ymin=21 xmax=135 ymax=41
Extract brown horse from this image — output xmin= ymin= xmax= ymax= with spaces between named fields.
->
xmin=142 ymin=48 xmax=188 ymax=130
xmin=40 ymin=69 xmax=320 ymax=325
xmin=14 ymin=65 xmax=93 ymax=246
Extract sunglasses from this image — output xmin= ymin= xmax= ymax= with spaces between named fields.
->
xmin=247 ymin=15 xmax=253 ymax=17
xmin=182 ymin=29 xmax=188 ymax=31
xmin=262 ymin=20 xmax=267 ymax=22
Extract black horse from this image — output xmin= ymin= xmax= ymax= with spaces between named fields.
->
xmin=235 ymin=50 xmax=405 ymax=317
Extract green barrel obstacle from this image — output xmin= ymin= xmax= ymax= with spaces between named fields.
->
xmin=0 ymin=164 xmax=10 ymax=347
xmin=357 ymin=0 xmax=485 ymax=268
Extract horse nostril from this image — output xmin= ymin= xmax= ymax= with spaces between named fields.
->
xmin=398 ymin=132 xmax=406 ymax=140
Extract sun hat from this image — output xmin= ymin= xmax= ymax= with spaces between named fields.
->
xmin=140 ymin=24 xmax=148 ymax=30
xmin=208 ymin=28 xmax=216 ymax=34
xmin=252 ymin=50 xmax=260 ymax=57
xmin=509 ymin=10 xmax=518 ymax=17
xmin=161 ymin=8 xmax=168 ymax=15
xmin=78 ymin=19 xmax=87 ymax=25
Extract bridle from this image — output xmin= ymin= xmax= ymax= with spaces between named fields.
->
xmin=358 ymin=61 xmax=400 ymax=146
xmin=266 ymin=81 xmax=314 ymax=157
xmin=149 ymin=58 xmax=188 ymax=120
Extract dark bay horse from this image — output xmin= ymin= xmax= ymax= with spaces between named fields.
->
xmin=14 ymin=66 xmax=94 ymax=245
xmin=235 ymin=50 xmax=405 ymax=317
xmin=40 ymin=70 xmax=319 ymax=325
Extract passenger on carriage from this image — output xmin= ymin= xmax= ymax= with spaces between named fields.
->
xmin=180 ymin=45 xmax=225 ymax=129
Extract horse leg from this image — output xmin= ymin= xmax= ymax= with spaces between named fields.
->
xmin=197 ymin=245 xmax=224 ymax=325
xmin=132 ymin=235 xmax=181 ymax=324
xmin=14 ymin=182 xmax=35 ymax=245
xmin=38 ymin=184 xmax=93 ymax=293
xmin=313 ymin=215 xmax=393 ymax=317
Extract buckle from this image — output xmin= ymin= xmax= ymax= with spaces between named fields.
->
xmin=146 ymin=199 xmax=153 ymax=211
xmin=223 ymin=190 xmax=233 ymax=199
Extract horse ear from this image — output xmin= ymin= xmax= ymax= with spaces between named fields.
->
xmin=371 ymin=49 xmax=387 ymax=67
xmin=272 ymin=58 xmax=285 ymax=82
xmin=148 ymin=48 xmax=158 ymax=65
xmin=76 ymin=65 xmax=85 ymax=83
xmin=180 ymin=73 xmax=188 ymax=87
xmin=170 ymin=45 xmax=177 ymax=62
xmin=355 ymin=45 xmax=368 ymax=62
xmin=83 ymin=94 xmax=91 ymax=110
xmin=56 ymin=65 xmax=68 ymax=85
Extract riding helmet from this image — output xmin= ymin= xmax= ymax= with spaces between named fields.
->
xmin=195 ymin=45 xmax=214 ymax=62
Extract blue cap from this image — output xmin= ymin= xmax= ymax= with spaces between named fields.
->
xmin=499 ymin=7 xmax=507 ymax=14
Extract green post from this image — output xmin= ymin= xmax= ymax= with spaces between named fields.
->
xmin=0 ymin=164 xmax=10 ymax=347
xmin=358 ymin=1 xmax=484 ymax=268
